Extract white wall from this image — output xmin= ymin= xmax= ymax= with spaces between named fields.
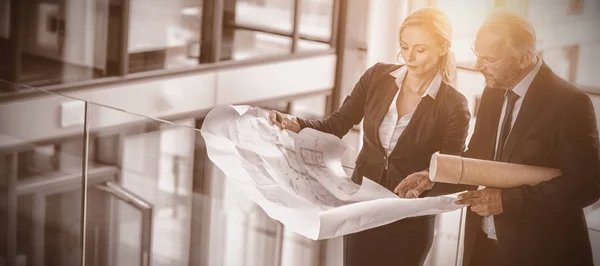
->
xmin=576 ymin=42 xmax=600 ymax=88
xmin=527 ymin=0 xmax=600 ymax=51
xmin=216 ymin=55 xmax=336 ymax=104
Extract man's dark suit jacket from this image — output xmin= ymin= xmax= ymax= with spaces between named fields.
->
xmin=297 ymin=63 xmax=471 ymax=193
xmin=462 ymin=62 xmax=600 ymax=266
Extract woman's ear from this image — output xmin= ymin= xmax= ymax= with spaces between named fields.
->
xmin=440 ymin=41 xmax=450 ymax=56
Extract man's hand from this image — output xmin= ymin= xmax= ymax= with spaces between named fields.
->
xmin=394 ymin=170 xmax=434 ymax=198
xmin=456 ymin=188 xmax=503 ymax=216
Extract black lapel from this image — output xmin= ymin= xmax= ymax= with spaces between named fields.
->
xmin=388 ymin=81 xmax=449 ymax=159
xmin=480 ymin=87 xmax=504 ymax=160
xmin=500 ymin=63 xmax=551 ymax=162
xmin=373 ymin=74 xmax=400 ymax=154
xmin=390 ymin=95 xmax=434 ymax=157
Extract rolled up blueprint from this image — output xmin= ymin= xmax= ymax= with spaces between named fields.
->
xmin=428 ymin=152 xmax=562 ymax=188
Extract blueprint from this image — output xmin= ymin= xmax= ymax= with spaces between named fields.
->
xmin=200 ymin=104 xmax=464 ymax=240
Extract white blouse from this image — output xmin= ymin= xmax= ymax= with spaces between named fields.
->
xmin=378 ymin=66 xmax=442 ymax=156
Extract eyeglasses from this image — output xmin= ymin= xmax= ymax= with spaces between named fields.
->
xmin=470 ymin=43 xmax=506 ymax=68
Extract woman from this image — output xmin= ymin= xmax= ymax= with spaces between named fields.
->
xmin=269 ymin=7 xmax=470 ymax=266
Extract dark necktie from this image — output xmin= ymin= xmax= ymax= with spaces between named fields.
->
xmin=495 ymin=90 xmax=520 ymax=161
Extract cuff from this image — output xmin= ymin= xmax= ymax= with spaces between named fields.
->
xmin=296 ymin=117 xmax=309 ymax=130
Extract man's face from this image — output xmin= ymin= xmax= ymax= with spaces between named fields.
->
xmin=473 ymin=30 xmax=522 ymax=89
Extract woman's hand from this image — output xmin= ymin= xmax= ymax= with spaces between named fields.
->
xmin=394 ymin=170 xmax=434 ymax=198
xmin=268 ymin=110 xmax=302 ymax=133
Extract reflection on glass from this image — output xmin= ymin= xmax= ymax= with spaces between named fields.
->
xmin=280 ymin=229 xmax=320 ymax=266
xmin=227 ymin=30 xmax=292 ymax=60
xmin=94 ymin=106 xmax=197 ymax=266
xmin=15 ymin=191 xmax=83 ymax=266
xmin=0 ymin=85 xmax=86 ymax=266
xmin=128 ymin=0 xmax=203 ymax=73
xmin=114 ymin=202 xmax=143 ymax=266
xmin=15 ymin=0 xmax=124 ymax=87
xmin=234 ymin=0 xmax=294 ymax=33
xmin=297 ymin=39 xmax=331 ymax=52
xmin=423 ymin=209 xmax=465 ymax=266
xmin=203 ymin=162 xmax=288 ymax=266
xmin=299 ymin=0 xmax=333 ymax=40
xmin=220 ymin=0 xmax=334 ymax=60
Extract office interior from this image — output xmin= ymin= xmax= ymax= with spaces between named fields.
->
xmin=0 ymin=0 xmax=599 ymax=265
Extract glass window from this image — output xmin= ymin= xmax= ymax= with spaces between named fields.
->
xmin=297 ymin=37 xmax=331 ymax=52
xmin=0 ymin=87 xmax=88 ymax=266
xmin=221 ymin=0 xmax=294 ymax=61
xmin=296 ymin=0 xmax=335 ymax=52
xmin=17 ymin=145 xmax=59 ymax=180
xmin=220 ymin=0 xmax=333 ymax=60
xmin=2 ymin=0 xmax=337 ymax=87
xmin=234 ymin=0 xmax=294 ymax=33
xmin=299 ymin=0 xmax=334 ymax=41
xmin=15 ymin=0 xmax=124 ymax=87
xmin=128 ymin=0 xmax=203 ymax=73
xmin=227 ymin=30 xmax=292 ymax=60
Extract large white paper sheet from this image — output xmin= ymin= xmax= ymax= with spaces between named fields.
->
xmin=201 ymin=104 xmax=464 ymax=240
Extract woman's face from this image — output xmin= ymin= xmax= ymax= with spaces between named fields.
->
xmin=399 ymin=25 xmax=445 ymax=76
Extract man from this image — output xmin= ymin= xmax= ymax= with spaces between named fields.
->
xmin=395 ymin=9 xmax=600 ymax=266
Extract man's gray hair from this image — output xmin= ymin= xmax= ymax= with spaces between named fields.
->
xmin=479 ymin=9 xmax=537 ymax=56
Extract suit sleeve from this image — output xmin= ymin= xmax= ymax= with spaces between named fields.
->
xmin=427 ymin=93 xmax=474 ymax=196
xmin=295 ymin=63 xmax=378 ymax=138
xmin=440 ymin=94 xmax=471 ymax=155
xmin=501 ymin=92 xmax=600 ymax=218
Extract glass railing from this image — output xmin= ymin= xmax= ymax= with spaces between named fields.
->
xmin=83 ymin=98 xmax=329 ymax=266
xmin=3 ymin=76 xmax=600 ymax=266
xmin=0 ymin=80 xmax=88 ymax=266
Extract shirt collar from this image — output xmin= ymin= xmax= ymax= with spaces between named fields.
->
xmin=509 ymin=56 xmax=543 ymax=98
xmin=389 ymin=65 xmax=442 ymax=99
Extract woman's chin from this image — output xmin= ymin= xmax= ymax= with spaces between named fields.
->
xmin=406 ymin=65 xmax=418 ymax=71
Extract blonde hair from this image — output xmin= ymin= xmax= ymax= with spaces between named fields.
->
xmin=479 ymin=9 xmax=537 ymax=56
xmin=399 ymin=7 xmax=457 ymax=88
